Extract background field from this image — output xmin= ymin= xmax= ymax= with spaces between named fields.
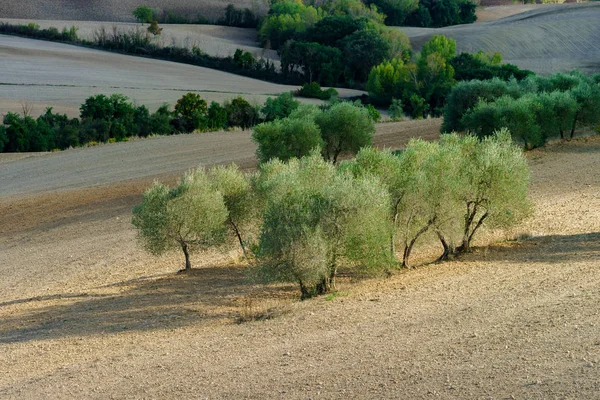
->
xmin=0 ymin=34 xmax=362 ymax=118
xmin=401 ymin=3 xmax=600 ymax=74
xmin=1 ymin=128 xmax=599 ymax=398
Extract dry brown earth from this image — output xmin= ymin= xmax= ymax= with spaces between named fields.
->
xmin=475 ymin=4 xmax=555 ymax=23
xmin=1 ymin=124 xmax=600 ymax=398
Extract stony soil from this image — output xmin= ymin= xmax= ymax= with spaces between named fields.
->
xmin=1 ymin=126 xmax=599 ymax=399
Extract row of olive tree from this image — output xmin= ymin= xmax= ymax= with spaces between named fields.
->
xmin=442 ymin=71 xmax=600 ymax=148
xmin=132 ymin=129 xmax=531 ymax=298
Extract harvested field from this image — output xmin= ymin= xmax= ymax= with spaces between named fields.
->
xmin=475 ymin=4 xmax=556 ymax=23
xmin=1 ymin=127 xmax=600 ymax=398
xmin=0 ymin=35 xmax=362 ymax=118
xmin=0 ymin=18 xmax=276 ymax=61
xmin=401 ymin=3 xmax=600 ymax=74
xmin=0 ymin=0 xmax=259 ymax=23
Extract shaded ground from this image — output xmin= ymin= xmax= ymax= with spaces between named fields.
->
xmin=1 ymin=127 xmax=600 ymax=398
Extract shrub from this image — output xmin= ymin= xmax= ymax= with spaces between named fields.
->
xmin=207 ymin=101 xmax=228 ymax=131
xmin=261 ymin=92 xmax=300 ymax=122
xmin=225 ymin=97 xmax=259 ymax=129
xmin=132 ymin=169 xmax=228 ymax=270
xmin=252 ymin=116 xmax=323 ymax=163
xmin=388 ymin=98 xmax=404 ymax=120
xmin=296 ymin=82 xmax=338 ymax=100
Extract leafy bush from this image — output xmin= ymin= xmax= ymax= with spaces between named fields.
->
xmin=296 ymin=82 xmax=338 ymax=100
xmin=261 ymin=92 xmax=300 ymax=122
xmin=388 ymin=98 xmax=404 ymax=120
xmin=224 ymin=97 xmax=259 ymax=129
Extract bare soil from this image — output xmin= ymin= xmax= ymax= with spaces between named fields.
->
xmin=0 ymin=34 xmax=362 ymax=118
xmin=400 ymin=3 xmax=600 ymax=75
xmin=1 ymin=123 xmax=600 ymax=398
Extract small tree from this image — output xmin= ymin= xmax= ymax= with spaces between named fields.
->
xmin=133 ymin=6 xmax=154 ymax=24
xmin=453 ymin=129 xmax=532 ymax=253
xmin=252 ymin=116 xmax=324 ymax=163
xmin=315 ymin=102 xmax=375 ymax=164
xmin=224 ymin=96 xmax=259 ymax=129
xmin=209 ymin=164 xmax=254 ymax=257
xmin=174 ymin=93 xmax=208 ymax=133
xmin=255 ymin=153 xmax=392 ymax=298
xmin=132 ymin=169 xmax=228 ymax=271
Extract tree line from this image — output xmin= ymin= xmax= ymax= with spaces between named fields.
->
xmin=442 ymin=71 xmax=600 ymax=148
xmin=0 ymin=92 xmax=312 ymax=153
xmin=133 ymin=129 xmax=531 ymax=299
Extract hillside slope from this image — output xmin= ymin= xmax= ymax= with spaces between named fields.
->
xmin=0 ymin=0 xmax=257 ymax=22
xmin=1 ymin=134 xmax=599 ymax=398
xmin=0 ymin=34 xmax=362 ymax=118
xmin=402 ymin=3 xmax=600 ymax=74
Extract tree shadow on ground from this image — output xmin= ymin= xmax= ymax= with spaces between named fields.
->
xmin=0 ymin=264 xmax=297 ymax=344
xmin=463 ymin=232 xmax=600 ymax=265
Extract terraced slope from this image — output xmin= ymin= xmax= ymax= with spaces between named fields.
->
xmin=401 ymin=3 xmax=600 ymax=74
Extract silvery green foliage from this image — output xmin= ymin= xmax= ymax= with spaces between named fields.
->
xmin=255 ymin=152 xmax=393 ymax=298
xmin=132 ymin=168 xmax=228 ymax=270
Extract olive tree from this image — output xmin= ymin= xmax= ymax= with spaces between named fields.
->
xmin=209 ymin=164 xmax=254 ymax=257
xmin=132 ymin=169 xmax=228 ymax=271
xmin=255 ymin=153 xmax=392 ymax=298
xmin=252 ymin=116 xmax=323 ymax=163
xmin=315 ymin=102 xmax=375 ymax=164
xmin=452 ymin=128 xmax=532 ymax=253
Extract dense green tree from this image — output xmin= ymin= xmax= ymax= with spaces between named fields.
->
xmin=225 ymin=97 xmax=259 ymax=129
xmin=315 ymin=102 xmax=375 ymax=164
xmin=261 ymin=92 xmax=300 ymax=122
xmin=133 ymin=5 xmax=154 ymax=24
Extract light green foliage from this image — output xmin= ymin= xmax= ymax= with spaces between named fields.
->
xmin=258 ymin=0 xmax=323 ymax=49
xmin=133 ymin=5 xmax=154 ymax=24
xmin=366 ymin=35 xmax=456 ymax=118
xmin=366 ymin=58 xmax=414 ymax=104
xmin=255 ymin=153 xmax=392 ymax=298
xmin=380 ymin=28 xmax=413 ymax=62
xmin=132 ymin=169 xmax=228 ymax=270
xmin=449 ymin=129 xmax=532 ymax=252
xmin=315 ymin=102 xmax=375 ymax=164
xmin=420 ymin=34 xmax=456 ymax=61
xmin=261 ymin=92 xmax=300 ymax=122
xmin=209 ymin=164 xmax=255 ymax=256
xmin=252 ymin=116 xmax=324 ymax=163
